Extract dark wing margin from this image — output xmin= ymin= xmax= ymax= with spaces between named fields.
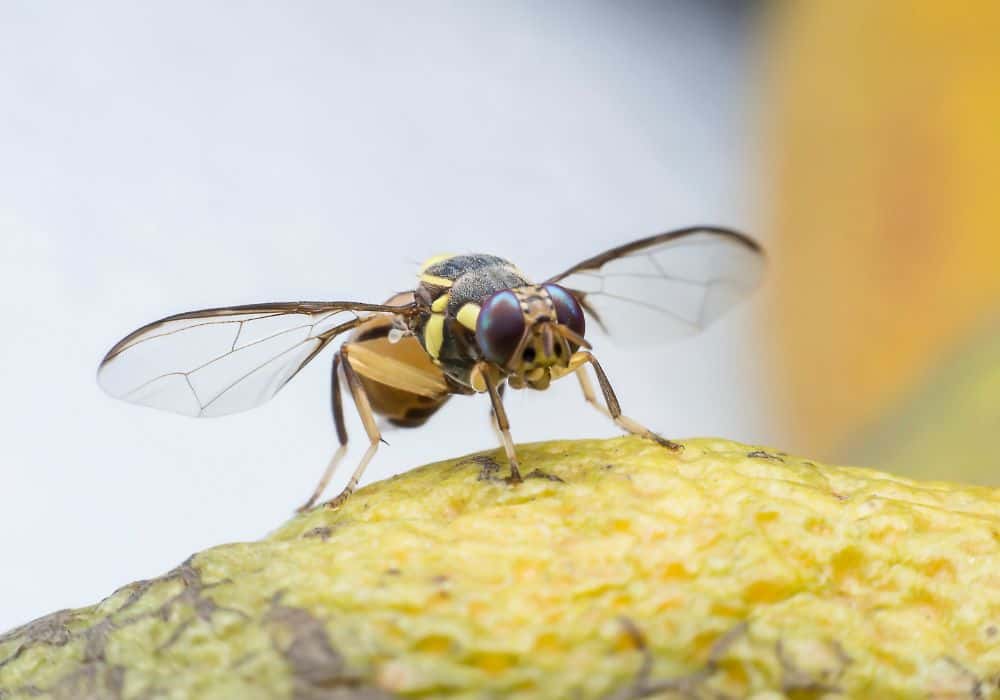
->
xmin=97 ymin=300 xmax=415 ymax=417
xmin=545 ymin=227 xmax=765 ymax=345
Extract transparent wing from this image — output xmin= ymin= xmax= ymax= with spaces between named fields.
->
xmin=97 ymin=300 xmax=413 ymax=417
xmin=545 ymin=227 xmax=765 ymax=345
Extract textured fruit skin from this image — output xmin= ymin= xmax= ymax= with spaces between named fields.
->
xmin=3 ymin=436 xmax=1000 ymax=698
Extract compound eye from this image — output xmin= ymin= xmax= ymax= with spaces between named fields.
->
xmin=543 ymin=283 xmax=586 ymax=338
xmin=476 ymin=290 xmax=526 ymax=366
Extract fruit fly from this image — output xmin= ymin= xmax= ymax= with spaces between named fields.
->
xmin=98 ymin=226 xmax=764 ymax=510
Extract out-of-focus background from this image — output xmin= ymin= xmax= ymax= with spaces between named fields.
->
xmin=762 ymin=2 xmax=1000 ymax=484
xmin=1 ymin=1 xmax=997 ymax=631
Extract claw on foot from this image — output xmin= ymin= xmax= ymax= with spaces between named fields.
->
xmin=295 ymin=491 xmax=324 ymax=513
xmin=649 ymin=433 xmax=683 ymax=452
xmin=508 ymin=461 xmax=523 ymax=484
xmin=324 ymin=490 xmax=352 ymax=510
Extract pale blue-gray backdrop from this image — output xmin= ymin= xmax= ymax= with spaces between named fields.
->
xmin=0 ymin=0 xmax=769 ymax=629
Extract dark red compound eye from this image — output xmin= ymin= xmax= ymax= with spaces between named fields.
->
xmin=476 ymin=289 xmax=526 ymax=365
xmin=543 ymin=283 xmax=586 ymax=339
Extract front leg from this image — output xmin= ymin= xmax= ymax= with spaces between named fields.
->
xmin=477 ymin=362 xmax=523 ymax=482
xmin=487 ymin=381 xmax=506 ymax=446
xmin=571 ymin=352 xmax=682 ymax=452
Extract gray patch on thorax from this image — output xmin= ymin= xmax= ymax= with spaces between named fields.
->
xmin=424 ymin=254 xmax=510 ymax=281
xmin=446 ymin=264 xmax=529 ymax=316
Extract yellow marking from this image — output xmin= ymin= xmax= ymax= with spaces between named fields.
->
xmin=425 ymin=314 xmax=445 ymax=359
xmin=469 ymin=365 xmax=488 ymax=393
xmin=549 ymin=366 xmax=571 ymax=381
xmin=431 ymin=293 xmax=450 ymax=313
xmin=420 ymin=273 xmax=454 ymax=288
xmin=550 ymin=352 xmax=590 ymax=381
xmin=420 ymin=253 xmax=454 ymax=272
xmin=527 ymin=367 xmax=546 ymax=382
xmin=469 ymin=363 xmax=502 ymax=394
xmin=457 ymin=303 xmax=481 ymax=331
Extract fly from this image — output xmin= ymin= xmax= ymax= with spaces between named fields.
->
xmin=98 ymin=226 xmax=765 ymax=510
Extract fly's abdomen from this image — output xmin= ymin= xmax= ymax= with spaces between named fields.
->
xmin=345 ymin=314 xmax=451 ymax=426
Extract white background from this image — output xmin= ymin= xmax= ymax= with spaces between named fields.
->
xmin=0 ymin=1 xmax=770 ymax=630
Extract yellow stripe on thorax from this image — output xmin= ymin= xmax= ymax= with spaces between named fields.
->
xmin=456 ymin=303 xmax=480 ymax=331
xmin=431 ymin=293 xmax=450 ymax=313
xmin=420 ymin=253 xmax=457 ymax=289
xmin=420 ymin=253 xmax=454 ymax=272
xmin=420 ymin=273 xmax=454 ymax=288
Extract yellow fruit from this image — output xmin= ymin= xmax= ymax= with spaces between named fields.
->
xmin=2 ymin=437 xmax=999 ymax=698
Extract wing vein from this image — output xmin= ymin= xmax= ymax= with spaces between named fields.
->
xmin=93 ymin=298 xmax=424 ymax=415
xmin=589 ymin=291 xmax=698 ymax=329
xmin=185 ymin=375 xmax=204 ymax=413
xmin=543 ymin=227 xmax=763 ymax=345
xmin=200 ymin=339 xmax=324 ymax=412
xmin=588 ymin=272 xmax=726 ymax=287
xmin=231 ymin=322 xmax=243 ymax=352
xmin=116 ymin=312 xmax=287 ymax=355
xmin=122 ymin=371 xmax=187 ymax=400
xmin=186 ymin=322 xmax=316 ymax=378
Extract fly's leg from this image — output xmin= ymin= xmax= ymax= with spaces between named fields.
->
xmin=488 ymin=381 xmax=505 ymax=445
xmin=480 ymin=364 xmax=522 ymax=482
xmin=296 ymin=353 xmax=349 ymax=512
xmin=324 ymin=345 xmax=385 ymax=509
xmin=573 ymin=352 xmax=682 ymax=451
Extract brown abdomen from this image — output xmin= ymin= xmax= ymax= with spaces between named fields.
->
xmin=347 ymin=313 xmax=450 ymax=428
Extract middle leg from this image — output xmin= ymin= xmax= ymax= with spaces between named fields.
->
xmin=573 ymin=352 xmax=682 ymax=451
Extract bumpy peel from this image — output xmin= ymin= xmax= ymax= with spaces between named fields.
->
xmin=2 ymin=437 xmax=1000 ymax=698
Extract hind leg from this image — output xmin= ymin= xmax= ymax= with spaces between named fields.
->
xmin=294 ymin=344 xmax=395 ymax=512
xmin=297 ymin=311 xmax=455 ymax=511
xmin=322 ymin=345 xmax=384 ymax=509
xmin=296 ymin=353 xmax=350 ymax=512
xmin=303 ymin=328 xmax=450 ymax=509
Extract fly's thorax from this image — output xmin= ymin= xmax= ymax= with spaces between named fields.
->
xmin=410 ymin=253 xmax=530 ymax=389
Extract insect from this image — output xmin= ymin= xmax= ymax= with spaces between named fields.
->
xmin=98 ymin=226 xmax=764 ymax=510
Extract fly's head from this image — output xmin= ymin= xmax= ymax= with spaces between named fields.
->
xmin=475 ymin=284 xmax=587 ymax=389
